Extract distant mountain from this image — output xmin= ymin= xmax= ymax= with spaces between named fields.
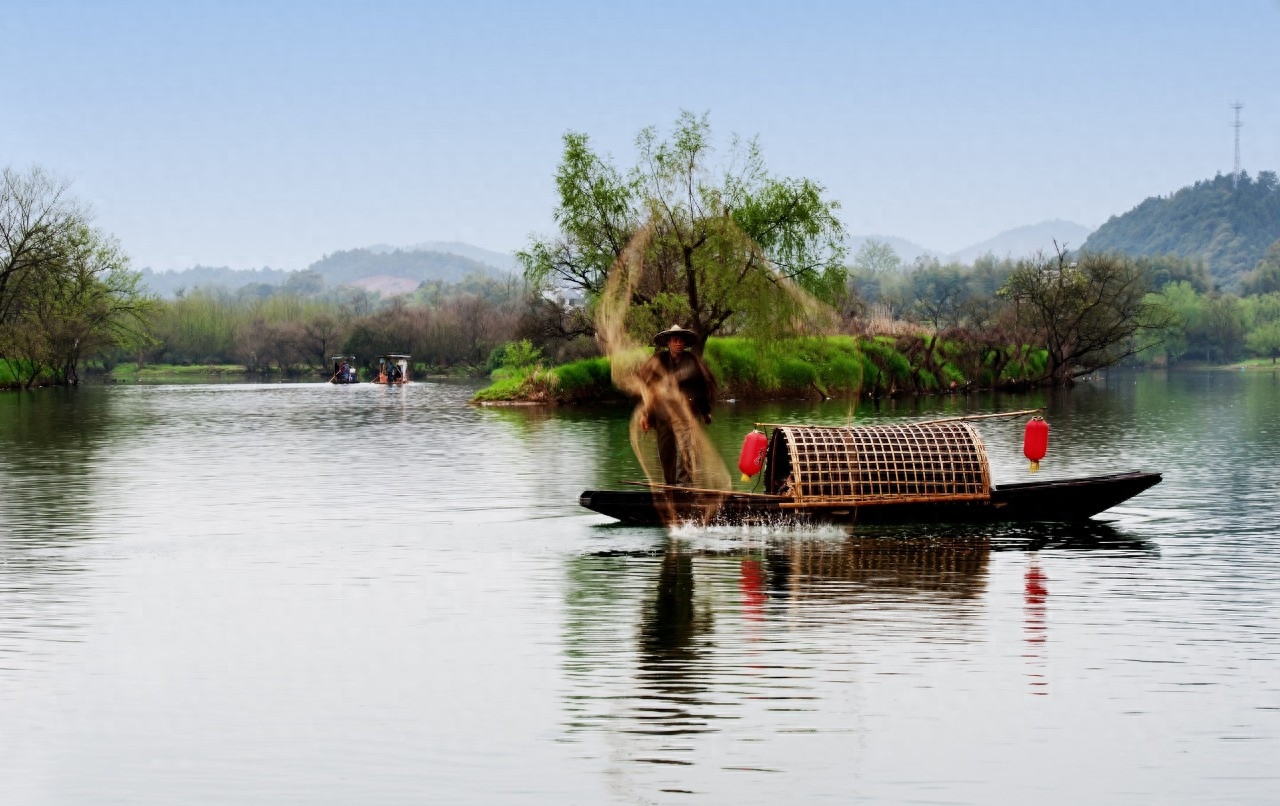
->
xmin=308 ymin=248 xmax=501 ymax=286
xmin=948 ymin=220 xmax=1094 ymax=264
xmin=139 ymin=246 xmax=510 ymax=298
xmin=367 ymin=241 xmax=519 ymax=274
xmin=139 ymin=265 xmax=292 ymax=297
xmin=1082 ymin=171 xmax=1280 ymax=290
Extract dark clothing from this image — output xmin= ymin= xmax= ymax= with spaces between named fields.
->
xmin=639 ymin=350 xmax=716 ymax=486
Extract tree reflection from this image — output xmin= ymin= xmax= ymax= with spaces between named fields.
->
xmin=0 ymin=387 xmax=120 ymax=677
xmin=0 ymin=387 xmax=118 ymax=542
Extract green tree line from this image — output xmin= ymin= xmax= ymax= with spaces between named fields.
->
xmin=1083 ymin=170 xmax=1280 ymax=291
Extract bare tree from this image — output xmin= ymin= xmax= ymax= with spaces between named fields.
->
xmin=1 ymin=167 xmax=83 ymax=324
xmin=1002 ymin=246 xmax=1175 ymax=385
xmin=297 ymin=312 xmax=347 ymax=369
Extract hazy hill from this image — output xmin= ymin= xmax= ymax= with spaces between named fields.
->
xmin=1082 ymin=171 xmax=1280 ymax=290
xmin=308 ymin=248 xmax=500 ymax=286
xmin=369 ymin=241 xmax=519 ymax=274
xmin=139 ymin=266 xmax=292 ymax=297
xmin=849 ymin=223 xmax=1093 ymax=269
xmin=948 ymin=220 xmax=1093 ymax=264
xmin=140 ymin=245 xmax=512 ymax=298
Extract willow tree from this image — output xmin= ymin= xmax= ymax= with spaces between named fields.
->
xmin=1001 ymin=248 xmax=1175 ymax=385
xmin=518 ymin=112 xmax=846 ymax=345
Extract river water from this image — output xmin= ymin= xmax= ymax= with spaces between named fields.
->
xmin=1 ymin=370 xmax=1277 ymax=804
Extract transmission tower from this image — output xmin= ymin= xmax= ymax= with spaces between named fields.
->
xmin=1231 ymin=101 xmax=1244 ymax=185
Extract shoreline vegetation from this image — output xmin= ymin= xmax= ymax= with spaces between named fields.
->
xmin=471 ymin=335 xmax=1280 ymax=407
xmin=476 ymin=334 xmax=1036 ymax=406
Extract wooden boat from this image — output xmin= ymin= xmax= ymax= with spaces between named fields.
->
xmin=580 ymin=421 xmax=1161 ymax=526
xmin=329 ymin=355 xmax=359 ymax=384
xmin=372 ymin=354 xmax=410 ymax=385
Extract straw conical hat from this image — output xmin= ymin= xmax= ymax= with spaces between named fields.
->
xmin=652 ymin=324 xmax=700 ymax=347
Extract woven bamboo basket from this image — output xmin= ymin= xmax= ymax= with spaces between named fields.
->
xmin=769 ymin=422 xmax=991 ymax=506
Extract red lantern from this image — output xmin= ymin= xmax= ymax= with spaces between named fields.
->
xmin=1023 ymin=416 xmax=1049 ymax=471
xmin=738 ymin=429 xmax=769 ymax=482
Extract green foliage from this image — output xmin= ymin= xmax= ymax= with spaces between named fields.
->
xmin=700 ymin=337 xmax=760 ymax=388
xmin=471 ymin=331 xmax=1091 ymax=403
xmin=552 ymin=357 xmax=613 ymax=401
xmin=472 ymin=366 xmax=558 ymax=403
xmin=0 ymin=358 xmax=27 ymax=387
xmin=939 ymin=363 xmax=967 ymax=387
xmin=1245 ymin=320 xmax=1280 ymax=362
xmin=860 ymin=337 xmax=913 ymax=391
xmin=494 ymin=339 xmax=544 ymax=372
xmin=856 ymin=354 xmax=881 ymax=389
xmin=475 ymin=335 xmax=868 ymax=403
xmin=471 ymin=373 xmax=533 ymax=402
xmin=776 ymin=357 xmax=818 ymax=391
xmin=1137 ymin=253 xmax=1211 ymax=293
xmin=1083 ymin=171 xmax=1280 ymax=290
xmin=1241 ymin=241 xmax=1280 ymax=296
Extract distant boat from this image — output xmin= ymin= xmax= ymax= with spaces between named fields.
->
xmin=580 ymin=420 xmax=1161 ymax=526
xmin=372 ymin=354 xmax=410 ymax=385
xmin=329 ymin=355 xmax=359 ymax=384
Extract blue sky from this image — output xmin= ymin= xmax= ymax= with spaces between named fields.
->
xmin=5 ymin=0 xmax=1279 ymax=270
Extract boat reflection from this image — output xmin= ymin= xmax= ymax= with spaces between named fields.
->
xmin=767 ymin=534 xmax=990 ymax=603
xmin=563 ymin=522 xmax=1155 ymax=752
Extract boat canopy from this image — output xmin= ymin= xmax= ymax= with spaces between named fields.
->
xmin=765 ymin=422 xmax=991 ymax=504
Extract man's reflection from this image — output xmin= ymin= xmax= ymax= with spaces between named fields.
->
xmin=635 ymin=542 xmax=714 ymax=734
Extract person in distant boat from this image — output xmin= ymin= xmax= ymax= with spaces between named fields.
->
xmin=638 ymin=325 xmax=716 ymax=487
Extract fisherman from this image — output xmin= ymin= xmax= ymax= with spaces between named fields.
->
xmin=637 ymin=325 xmax=717 ymax=487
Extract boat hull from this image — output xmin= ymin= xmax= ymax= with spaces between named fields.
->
xmin=579 ymin=471 xmax=1161 ymax=526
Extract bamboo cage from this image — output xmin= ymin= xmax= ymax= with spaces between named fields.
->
xmin=768 ymin=422 xmax=991 ymax=506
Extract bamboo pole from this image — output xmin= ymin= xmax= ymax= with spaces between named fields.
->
xmin=618 ymin=479 xmax=787 ymax=499
xmin=753 ymin=408 xmax=1043 ymax=430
